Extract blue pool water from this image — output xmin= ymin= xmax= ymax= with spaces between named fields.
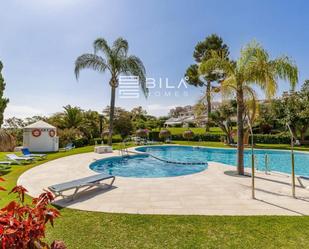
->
xmin=137 ymin=146 xmax=309 ymax=176
xmin=90 ymin=154 xmax=207 ymax=178
xmin=90 ymin=145 xmax=309 ymax=178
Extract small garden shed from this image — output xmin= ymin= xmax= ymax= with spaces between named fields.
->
xmin=23 ymin=121 xmax=59 ymax=152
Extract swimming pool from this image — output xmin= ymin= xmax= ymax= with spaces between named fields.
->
xmin=89 ymin=153 xmax=207 ymax=178
xmin=137 ymin=145 xmax=309 ymax=176
xmin=90 ymin=145 xmax=309 ymax=178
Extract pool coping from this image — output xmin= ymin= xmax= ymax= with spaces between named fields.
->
xmin=130 ymin=144 xmax=309 ymax=154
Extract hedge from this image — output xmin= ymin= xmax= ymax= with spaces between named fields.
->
xmin=149 ymin=131 xmax=160 ymax=141
xmin=73 ymin=133 xmax=292 ymax=146
xmin=249 ymin=134 xmax=290 ymax=144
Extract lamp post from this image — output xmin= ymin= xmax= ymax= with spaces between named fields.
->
xmin=286 ymin=123 xmax=296 ymax=198
xmin=247 ymin=119 xmax=255 ymax=199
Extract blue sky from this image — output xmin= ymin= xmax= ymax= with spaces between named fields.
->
xmin=1 ymin=0 xmax=309 ymax=118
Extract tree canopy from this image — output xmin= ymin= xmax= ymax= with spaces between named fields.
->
xmin=0 ymin=61 xmax=9 ymax=127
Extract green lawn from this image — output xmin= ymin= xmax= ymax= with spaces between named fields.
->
xmin=1 ymin=142 xmax=309 ymax=248
xmin=46 ymin=211 xmax=309 ymax=249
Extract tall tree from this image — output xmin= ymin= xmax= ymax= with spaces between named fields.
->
xmin=62 ymin=105 xmax=83 ymax=128
xmin=209 ymin=101 xmax=237 ymax=144
xmin=0 ymin=61 xmax=9 ymax=127
xmin=279 ymin=81 xmax=309 ymax=143
xmin=185 ymin=34 xmax=229 ymax=130
xmin=75 ymin=37 xmax=147 ymax=145
xmin=200 ymin=41 xmax=298 ymax=174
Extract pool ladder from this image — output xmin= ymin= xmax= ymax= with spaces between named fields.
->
xmin=119 ymin=142 xmax=129 ymax=157
xmin=253 ymin=154 xmax=270 ymax=174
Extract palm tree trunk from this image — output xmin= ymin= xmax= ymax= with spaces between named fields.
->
xmin=108 ymin=86 xmax=116 ymax=146
xmin=237 ymin=86 xmax=245 ymax=175
xmin=206 ymin=81 xmax=211 ymax=132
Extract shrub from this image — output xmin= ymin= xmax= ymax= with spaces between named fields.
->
xmin=249 ymin=134 xmax=290 ymax=144
xmin=72 ymin=137 xmax=89 ymax=148
xmin=0 ymin=178 xmax=65 ymax=249
xmin=57 ymin=128 xmax=82 ymax=147
xmin=102 ymin=130 xmax=110 ymax=138
xmin=0 ymin=129 xmax=16 ymax=151
xmin=136 ymin=129 xmax=149 ymax=138
xmin=182 ymin=130 xmax=194 ymax=141
xmin=170 ymin=133 xmax=223 ymax=142
xmin=148 ymin=131 xmax=160 ymax=141
xmin=159 ymin=129 xmax=171 ymax=141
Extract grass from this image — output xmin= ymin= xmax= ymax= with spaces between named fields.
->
xmin=1 ymin=141 xmax=309 ymax=248
xmin=45 ymin=211 xmax=309 ymax=249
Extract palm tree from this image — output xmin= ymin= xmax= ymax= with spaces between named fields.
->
xmin=185 ymin=34 xmax=229 ymax=131
xmin=75 ymin=38 xmax=147 ymax=145
xmin=200 ymin=41 xmax=298 ymax=174
xmin=62 ymin=105 xmax=83 ymax=129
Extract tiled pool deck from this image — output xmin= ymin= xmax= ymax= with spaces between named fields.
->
xmin=18 ymin=149 xmax=309 ymax=215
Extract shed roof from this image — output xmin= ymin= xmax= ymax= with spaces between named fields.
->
xmin=24 ymin=120 xmax=56 ymax=129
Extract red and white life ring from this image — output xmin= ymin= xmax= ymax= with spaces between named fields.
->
xmin=49 ymin=130 xmax=56 ymax=137
xmin=32 ymin=129 xmax=41 ymax=137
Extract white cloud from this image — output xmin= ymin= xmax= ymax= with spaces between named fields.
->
xmin=4 ymin=105 xmax=44 ymax=119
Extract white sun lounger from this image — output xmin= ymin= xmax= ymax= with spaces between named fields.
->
xmin=48 ymin=173 xmax=116 ymax=200
xmin=6 ymin=154 xmax=35 ymax=164
xmin=0 ymin=161 xmax=11 ymax=165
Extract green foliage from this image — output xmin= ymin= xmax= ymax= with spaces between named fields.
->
xmin=148 ymin=131 xmax=160 ymax=141
xmin=62 ymin=105 xmax=83 ymax=128
xmin=185 ymin=34 xmax=230 ymax=87
xmin=57 ymin=128 xmax=82 ymax=147
xmin=280 ymin=87 xmax=309 ymax=141
xmin=250 ymin=134 xmax=290 ymax=144
xmin=78 ymin=110 xmax=100 ymax=139
xmin=72 ymin=137 xmax=89 ymax=148
xmin=113 ymin=110 xmax=134 ymax=139
xmin=200 ymin=40 xmax=299 ymax=171
xmin=171 ymin=133 xmax=223 ymax=142
xmin=193 ymin=34 xmax=230 ymax=63
xmin=0 ymin=61 xmax=9 ymax=128
xmin=209 ymin=101 xmax=237 ymax=144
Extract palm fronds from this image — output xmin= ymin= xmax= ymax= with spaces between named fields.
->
xmin=74 ymin=54 xmax=107 ymax=79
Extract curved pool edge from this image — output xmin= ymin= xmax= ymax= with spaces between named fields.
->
xmin=131 ymin=144 xmax=309 ymax=154
xmin=130 ymin=144 xmax=309 ymax=177
xmin=89 ymin=149 xmax=209 ymax=178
